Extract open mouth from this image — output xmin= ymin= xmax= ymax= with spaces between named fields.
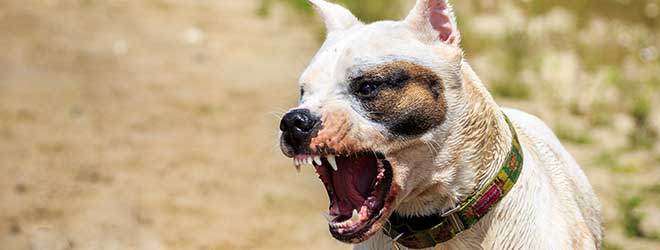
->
xmin=293 ymin=152 xmax=395 ymax=242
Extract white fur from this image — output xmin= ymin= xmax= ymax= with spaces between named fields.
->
xmin=355 ymin=108 xmax=603 ymax=250
xmin=309 ymin=0 xmax=361 ymax=34
xmin=295 ymin=1 xmax=603 ymax=249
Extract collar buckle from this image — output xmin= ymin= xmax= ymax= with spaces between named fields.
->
xmin=441 ymin=206 xmax=465 ymax=233
xmin=447 ymin=213 xmax=465 ymax=232
xmin=440 ymin=205 xmax=460 ymax=217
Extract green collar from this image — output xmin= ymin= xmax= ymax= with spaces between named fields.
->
xmin=383 ymin=114 xmax=524 ymax=249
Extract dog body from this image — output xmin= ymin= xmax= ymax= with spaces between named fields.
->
xmin=279 ymin=1 xmax=603 ymax=249
xmin=355 ymin=96 xmax=603 ymax=250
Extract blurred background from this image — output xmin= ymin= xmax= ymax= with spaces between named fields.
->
xmin=0 ymin=0 xmax=658 ymax=249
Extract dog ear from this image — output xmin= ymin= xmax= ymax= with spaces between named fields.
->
xmin=309 ymin=0 xmax=360 ymax=34
xmin=404 ymin=0 xmax=460 ymax=46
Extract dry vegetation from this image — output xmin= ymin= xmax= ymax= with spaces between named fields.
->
xmin=0 ymin=0 xmax=658 ymax=250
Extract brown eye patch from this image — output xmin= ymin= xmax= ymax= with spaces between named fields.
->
xmin=350 ymin=61 xmax=447 ymax=137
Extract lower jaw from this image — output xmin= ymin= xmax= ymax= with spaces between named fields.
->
xmin=328 ymin=158 xmax=397 ymax=243
xmin=330 ymin=206 xmax=392 ymax=243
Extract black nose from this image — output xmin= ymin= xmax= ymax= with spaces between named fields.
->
xmin=280 ymin=109 xmax=319 ymax=133
xmin=280 ymin=109 xmax=320 ymax=153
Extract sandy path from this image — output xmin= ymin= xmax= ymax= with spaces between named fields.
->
xmin=0 ymin=0 xmax=346 ymax=249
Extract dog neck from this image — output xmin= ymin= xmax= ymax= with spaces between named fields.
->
xmin=452 ymin=62 xmax=513 ymax=201
xmin=392 ymin=61 xmax=512 ymax=217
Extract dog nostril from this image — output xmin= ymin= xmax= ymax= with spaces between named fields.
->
xmin=280 ymin=109 xmax=319 ymax=134
xmin=293 ymin=114 xmax=314 ymax=132
xmin=280 ymin=109 xmax=319 ymax=154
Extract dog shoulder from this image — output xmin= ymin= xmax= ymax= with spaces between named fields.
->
xmin=501 ymin=107 xmax=603 ymax=248
xmin=501 ymin=108 xmax=557 ymax=143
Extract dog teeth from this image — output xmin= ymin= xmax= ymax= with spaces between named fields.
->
xmin=329 ymin=213 xmax=359 ymax=229
xmin=351 ymin=209 xmax=359 ymax=223
xmin=322 ymin=212 xmax=337 ymax=222
xmin=293 ymin=158 xmax=301 ymax=173
xmin=329 ymin=220 xmax=352 ymax=228
xmin=293 ymin=155 xmax=318 ymax=171
xmin=328 ymin=208 xmax=362 ymax=228
xmin=327 ymin=155 xmax=338 ymax=171
xmin=293 ymin=154 xmax=336 ymax=171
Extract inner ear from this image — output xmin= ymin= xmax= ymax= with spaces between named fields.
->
xmin=405 ymin=0 xmax=460 ymax=45
xmin=429 ymin=1 xmax=455 ymax=43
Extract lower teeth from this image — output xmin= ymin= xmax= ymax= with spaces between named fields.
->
xmin=351 ymin=209 xmax=360 ymax=223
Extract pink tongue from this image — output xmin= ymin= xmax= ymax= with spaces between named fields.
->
xmin=330 ymin=156 xmax=377 ymax=216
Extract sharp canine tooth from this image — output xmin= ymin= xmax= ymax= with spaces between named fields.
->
xmin=307 ymin=157 xmax=313 ymax=166
xmin=293 ymin=158 xmax=301 ymax=173
xmin=313 ymin=156 xmax=322 ymax=165
xmin=322 ymin=212 xmax=336 ymax=222
xmin=327 ymin=155 xmax=338 ymax=171
xmin=351 ymin=209 xmax=359 ymax=222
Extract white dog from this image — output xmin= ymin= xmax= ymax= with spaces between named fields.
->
xmin=278 ymin=0 xmax=603 ymax=249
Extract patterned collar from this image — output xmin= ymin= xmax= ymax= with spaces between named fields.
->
xmin=383 ymin=114 xmax=524 ymax=249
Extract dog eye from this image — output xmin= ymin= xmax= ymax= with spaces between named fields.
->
xmin=357 ymin=82 xmax=379 ymax=96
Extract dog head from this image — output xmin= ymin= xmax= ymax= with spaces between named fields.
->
xmin=279 ymin=0 xmax=470 ymax=243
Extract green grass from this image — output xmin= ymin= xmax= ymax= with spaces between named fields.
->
xmin=259 ymin=0 xmax=403 ymax=22
xmin=616 ymin=193 xmax=660 ymax=241
xmin=644 ymin=183 xmax=660 ymax=196
xmin=516 ymin=0 xmax=660 ymax=27
xmin=257 ymin=0 xmax=404 ymax=41
xmin=629 ymin=96 xmax=658 ymax=149
xmin=279 ymin=0 xmax=316 ymax=14
xmin=593 ymin=151 xmax=641 ymax=174
xmin=555 ymin=123 xmax=593 ymax=145
xmin=256 ymin=0 xmax=272 ymax=17
xmin=619 ymin=195 xmax=646 ymax=238
xmin=490 ymin=81 xmax=530 ymax=100
xmin=333 ymin=0 xmax=405 ymax=23
xmin=602 ymin=241 xmax=624 ymax=250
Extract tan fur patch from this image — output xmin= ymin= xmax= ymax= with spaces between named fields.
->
xmin=309 ymin=109 xmax=382 ymax=154
xmin=308 ymin=61 xmax=447 ymax=154
xmin=357 ymin=61 xmax=447 ymax=136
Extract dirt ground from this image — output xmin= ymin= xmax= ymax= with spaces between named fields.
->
xmin=0 ymin=1 xmax=657 ymax=250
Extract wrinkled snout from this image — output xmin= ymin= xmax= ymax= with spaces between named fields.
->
xmin=279 ymin=109 xmax=320 ymax=156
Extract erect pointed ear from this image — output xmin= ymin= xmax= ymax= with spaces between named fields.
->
xmin=309 ymin=0 xmax=360 ymax=33
xmin=404 ymin=0 xmax=460 ymax=46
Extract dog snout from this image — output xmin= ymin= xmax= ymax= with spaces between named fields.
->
xmin=280 ymin=109 xmax=320 ymax=154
